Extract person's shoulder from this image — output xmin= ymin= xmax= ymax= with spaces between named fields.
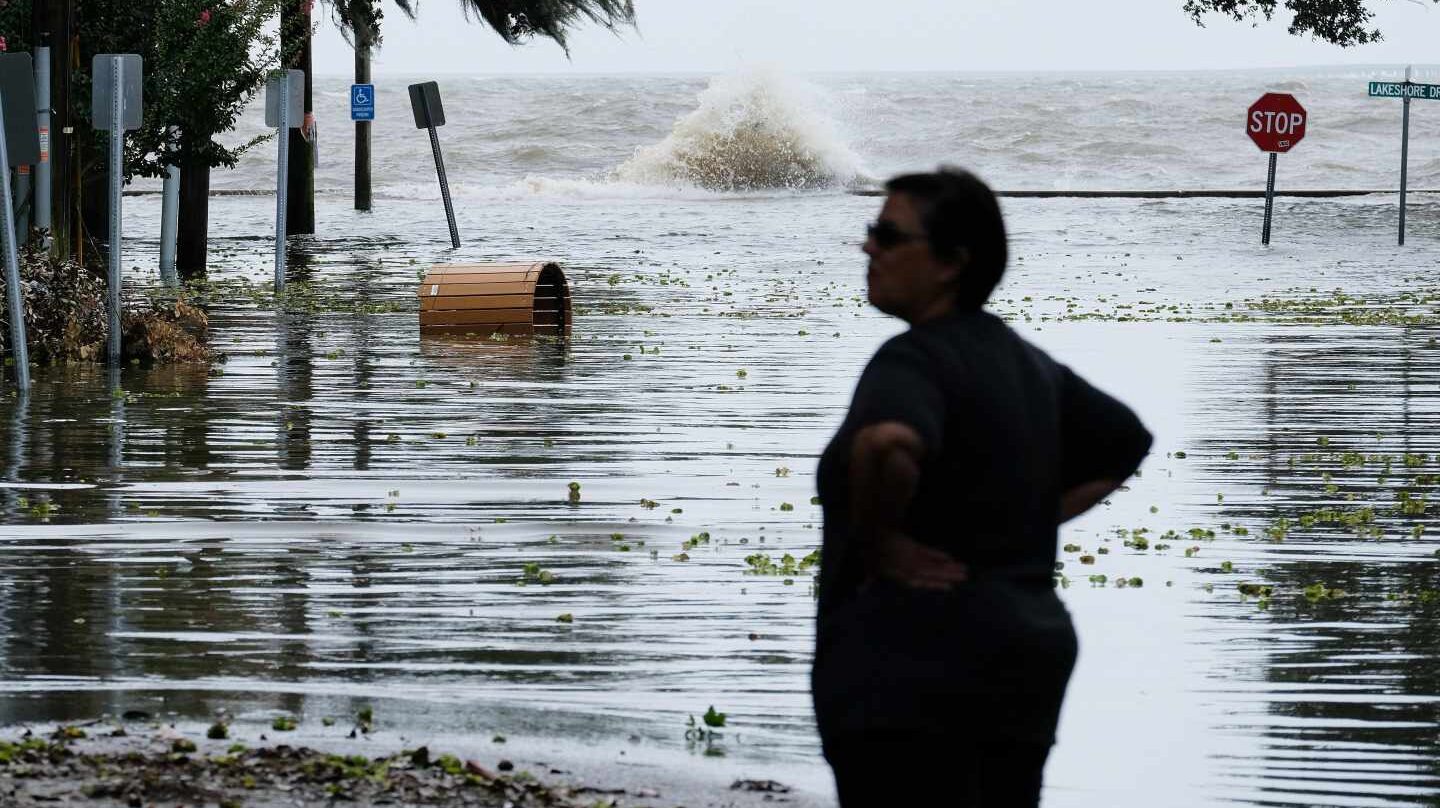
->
xmin=872 ymin=330 xmax=930 ymax=366
xmin=975 ymin=310 xmax=1051 ymax=356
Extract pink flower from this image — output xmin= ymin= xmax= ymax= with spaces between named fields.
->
xmin=195 ymin=9 xmax=212 ymax=27
xmin=0 ymin=37 xmax=8 ymax=53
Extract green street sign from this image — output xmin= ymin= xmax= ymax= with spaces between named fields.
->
xmin=1368 ymin=81 xmax=1440 ymax=100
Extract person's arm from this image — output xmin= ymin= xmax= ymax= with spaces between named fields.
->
xmin=850 ymin=421 xmax=969 ymax=590
xmin=1057 ymin=365 xmax=1153 ymax=522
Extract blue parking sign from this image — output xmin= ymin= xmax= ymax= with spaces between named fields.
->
xmin=351 ymin=84 xmax=375 ymax=121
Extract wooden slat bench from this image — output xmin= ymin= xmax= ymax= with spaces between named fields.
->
xmin=418 ymin=262 xmax=573 ymax=337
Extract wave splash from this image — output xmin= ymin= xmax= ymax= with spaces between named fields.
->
xmin=615 ymin=69 xmax=866 ymax=192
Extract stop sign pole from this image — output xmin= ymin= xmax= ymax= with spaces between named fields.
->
xmin=1247 ymin=92 xmax=1307 ymax=245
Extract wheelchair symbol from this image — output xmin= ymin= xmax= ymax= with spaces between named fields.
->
xmin=353 ymin=88 xmax=370 ymax=105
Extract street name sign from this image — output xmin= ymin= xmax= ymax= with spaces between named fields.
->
xmin=1368 ymin=81 xmax=1440 ymax=100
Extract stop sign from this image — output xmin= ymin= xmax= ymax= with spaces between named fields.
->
xmin=1248 ymin=93 xmax=1307 ymax=153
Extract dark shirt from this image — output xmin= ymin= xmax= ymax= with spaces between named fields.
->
xmin=812 ymin=309 xmax=1152 ymax=744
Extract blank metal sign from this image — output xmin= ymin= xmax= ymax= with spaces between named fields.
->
xmin=408 ymin=81 xmax=445 ymax=129
xmin=0 ymin=53 xmax=39 ymax=166
xmin=91 ymin=54 xmax=143 ymax=132
xmin=264 ymin=70 xmax=305 ymax=128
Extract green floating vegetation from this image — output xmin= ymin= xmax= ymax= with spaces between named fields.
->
xmin=743 ymin=550 xmax=821 ymax=577
xmin=1236 ymin=582 xmax=1273 ymax=599
xmin=1386 ymin=590 xmax=1440 ymax=605
xmin=271 ymin=716 xmax=297 ymax=732
xmin=518 ymin=563 xmax=556 ymax=586
xmin=703 ymin=706 xmax=726 ymax=728
xmin=681 ymin=532 xmax=711 ymax=551
xmin=1302 ymin=582 xmax=1346 ymax=602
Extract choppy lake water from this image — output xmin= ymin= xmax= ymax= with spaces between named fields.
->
xmin=3 ymin=69 xmax=1440 ymax=805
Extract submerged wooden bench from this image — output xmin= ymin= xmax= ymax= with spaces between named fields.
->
xmin=418 ymin=262 xmax=572 ymax=337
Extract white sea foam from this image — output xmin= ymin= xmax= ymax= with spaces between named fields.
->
xmin=614 ymin=69 xmax=868 ymax=192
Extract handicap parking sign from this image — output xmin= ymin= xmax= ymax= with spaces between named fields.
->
xmin=350 ymin=84 xmax=375 ymax=121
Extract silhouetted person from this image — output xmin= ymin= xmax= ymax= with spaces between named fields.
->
xmin=813 ymin=168 xmax=1152 ymax=807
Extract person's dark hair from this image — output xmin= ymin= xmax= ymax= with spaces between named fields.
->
xmin=884 ymin=167 xmax=1007 ymax=310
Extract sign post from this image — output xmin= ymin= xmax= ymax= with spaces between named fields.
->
xmin=1400 ymin=72 xmax=1410 ymax=247
xmin=1246 ymin=92 xmax=1307 ymax=246
xmin=266 ymin=70 xmax=304 ymax=293
xmin=92 ymin=54 xmax=142 ymax=368
xmin=0 ymin=54 xmax=39 ymax=389
xmin=408 ymin=81 xmax=460 ymax=249
xmin=1367 ymin=69 xmax=1439 ymax=245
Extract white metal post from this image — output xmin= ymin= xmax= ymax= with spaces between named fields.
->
xmin=107 ymin=55 xmax=124 ymax=366
xmin=274 ymin=77 xmax=290 ymax=294
xmin=0 ymin=88 xmax=30 ymax=389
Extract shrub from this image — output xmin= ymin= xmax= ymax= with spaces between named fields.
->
xmin=0 ymin=245 xmax=210 ymax=365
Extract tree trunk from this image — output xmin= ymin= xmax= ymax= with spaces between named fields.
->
xmin=176 ymin=158 xmax=210 ymax=281
xmin=35 ymin=1 xmax=76 ymax=259
xmin=81 ymin=149 xmax=107 ymax=266
xmin=282 ymin=0 xmax=315 ymax=235
xmin=354 ymin=33 xmax=371 ymax=212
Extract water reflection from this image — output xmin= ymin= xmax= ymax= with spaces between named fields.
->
xmin=1192 ymin=325 xmax=1440 ymax=805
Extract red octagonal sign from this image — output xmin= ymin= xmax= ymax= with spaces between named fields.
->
xmin=1248 ymin=93 xmax=1307 ymax=153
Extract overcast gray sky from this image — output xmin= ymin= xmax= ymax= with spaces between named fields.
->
xmin=312 ymin=0 xmax=1440 ymax=75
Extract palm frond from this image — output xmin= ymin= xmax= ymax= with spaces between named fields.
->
xmin=455 ymin=0 xmax=636 ymax=52
xmin=326 ymin=0 xmax=633 ymax=52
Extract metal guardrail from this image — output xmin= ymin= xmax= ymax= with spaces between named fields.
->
xmin=849 ymin=189 xmax=1440 ymax=198
xmin=117 ymin=188 xmax=1440 ymax=199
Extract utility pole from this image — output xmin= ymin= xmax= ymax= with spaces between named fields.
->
xmin=281 ymin=0 xmax=315 ymax=235
xmin=34 ymin=0 xmax=74 ymax=258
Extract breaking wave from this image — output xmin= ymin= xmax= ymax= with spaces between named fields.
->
xmin=614 ymin=69 xmax=867 ymax=192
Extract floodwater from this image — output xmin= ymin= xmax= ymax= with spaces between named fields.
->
xmin=5 ymin=69 xmax=1440 ymax=805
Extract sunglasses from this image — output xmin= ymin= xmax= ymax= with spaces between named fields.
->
xmin=866 ymin=221 xmax=925 ymax=250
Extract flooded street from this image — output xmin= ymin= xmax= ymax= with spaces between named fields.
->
xmin=1 ymin=185 xmax=1438 ymax=805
